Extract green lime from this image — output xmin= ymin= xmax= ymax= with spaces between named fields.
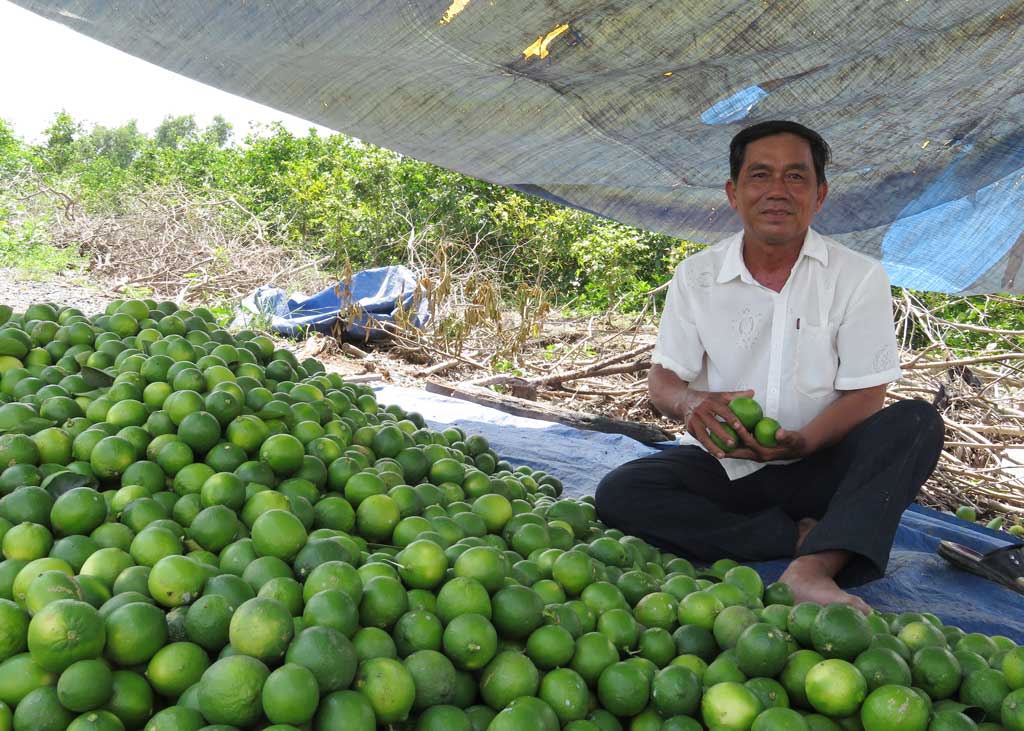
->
xmin=860 ymin=684 xmax=929 ymax=731
xmin=811 ymin=603 xmax=872 ymax=660
xmin=27 ymin=599 xmax=106 ymax=672
xmin=405 ymin=649 xmax=457 ymax=711
xmin=729 ymin=397 xmax=764 ymax=431
xmin=312 ymin=689 xmax=375 ymax=731
xmin=197 ymin=654 xmax=269 ymax=727
xmin=479 ymin=651 xmax=540 ymax=711
xmin=539 ymin=667 xmax=590 ymax=725
xmin=354 ymin=656 xmax=416 ymax=723
xmin=251 ymin=509 xmax=307 ymax=562
xmin=754 ymin=418 xmax=781 ymax=447
xmin=736 ymin=622 xmax=790 ymax=677
xmin=56 ymin=658 xmax=113 ymax=712
xmin=912 ymin=646 xmax=962 ymax=700
xmin=709 ymin=421 xmax=739 ymax=453
xmin=651 ymin=664 xmax=702 ymax=717
xmin=805 ymin=658 xmax=867 ymax=717
xmin=262 ymin=662 xmax=320 ymax=725
xmin=303 ymin=589 xmax=359 ymax=637
xmin=444 ymin=612 xmax=499 ymax=671
xmin=701 ymin=680 xmax=763 ymax=730
xmin=490 ymin=585 xmax=544 ymax=640
xmin=285 ymin=625 xmax=358 ymax=694
xmin=11 ymin=686 xmax=74 ymax=731
xmin=714 ymin=605 xmax=759 ymax=650
xmin=229 ymin=597 xmax=294 ymax=664
xmin=103 ymin=601 xmax=167 ymax=666
xmin=960 ymin=667 xmax=1010 ymax=720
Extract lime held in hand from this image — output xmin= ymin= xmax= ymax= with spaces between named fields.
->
xmin=708 ymin=422 xmax=738 ymax=453
xmin=754 ymin=418 xmax=781 ymax=448
xmin=728 ymin=397 xmax=763 ymax=431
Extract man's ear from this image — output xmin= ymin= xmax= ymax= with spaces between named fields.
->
xmin=815 ymin=180 xmax=829 ymax=212
xmin=725 ymin=178 xmax=737 ymax=209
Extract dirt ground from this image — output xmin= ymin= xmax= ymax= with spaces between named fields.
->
xmin=0 ymin=268 xmax=113 ymax=315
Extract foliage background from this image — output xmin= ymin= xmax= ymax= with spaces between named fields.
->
xmin=0 ymin=112 xmax=701 ymax=312
xmin=1 ymin=111 xmax=1020 ymax=350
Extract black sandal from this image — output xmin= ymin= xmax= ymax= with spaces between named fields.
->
xmin=937 ymin=540 xmax=1024 ymax=595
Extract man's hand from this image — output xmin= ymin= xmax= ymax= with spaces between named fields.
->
xmin=727 ymin=424 xmax=809 ymax=462
xmin=648 ymin=364 xmax=841 ymax=463
xmin=682 ymin=389 xmax=757 ymax=459
xmin=721 ymin=385 xmax=887 ymax=463
xmin=683 ymin=390 xmax=809 ymax=462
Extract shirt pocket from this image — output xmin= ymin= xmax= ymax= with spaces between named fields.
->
xmin=795 ymin=323 xmax=838 ymax=399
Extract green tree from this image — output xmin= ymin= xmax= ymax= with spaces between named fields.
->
xmin=154 ymin=114 xmax=198 ymax=149
xmin=202 ymin=115 xmax=233 ymax=148
xmin=42 ymin=110 xmax=79 ymax=173
xmin=76 ymin=121 xmax=144 ymax=168
xmin=4 ymin=112 xmax=692 ymax=310
xmin=0 ymin=118 xmax=21 ymax=173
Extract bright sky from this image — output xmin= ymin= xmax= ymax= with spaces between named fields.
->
xmin=0 ymin=1 xmax=334 ymax=143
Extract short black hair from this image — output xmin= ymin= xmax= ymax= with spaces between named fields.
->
xmin=729 ymin=120 xmax=831 ymax=185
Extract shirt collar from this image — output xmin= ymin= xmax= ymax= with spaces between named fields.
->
xmin=716 ymin=227 xmax=829 ymax=284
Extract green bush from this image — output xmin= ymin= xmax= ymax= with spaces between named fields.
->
xmin=10 ymin=112 xmax=690 ymax=310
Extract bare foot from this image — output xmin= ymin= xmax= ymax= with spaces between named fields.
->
xmin=795 ymin=518 xmax=818 ymax=551
xmin=779 ymin=553 xmax=872 ymax=615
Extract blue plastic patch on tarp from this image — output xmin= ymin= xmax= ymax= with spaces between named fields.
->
xmin=232 ymin=265 xmax=428 ymax=340
xmin=374 ymin=384 xmax=1024 ymax=640
xmin=701 ymin=86 xmax=770 ymax=126
xmin=881 ymin=139 xmax=1024 ymax=291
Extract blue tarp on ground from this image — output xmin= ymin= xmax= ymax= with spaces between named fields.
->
xmin=232 ymin=265 xmax=428 ymax=340
xmin=15 ymin=1 xmax=1024 ymax=294
xmin=374 ymin=384 xmax=1024 ymax=641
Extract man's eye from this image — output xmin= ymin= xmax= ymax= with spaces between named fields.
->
xmin=787 ymin=173 xmax=804 ymax=180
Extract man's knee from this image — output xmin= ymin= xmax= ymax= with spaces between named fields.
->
xmin=594 ymin=466 xmax=631 ymax=526
xmin=882 ymin=399 xmax=944 ymax=454
xmin=876 ymin=399 xmax=944 ymax=503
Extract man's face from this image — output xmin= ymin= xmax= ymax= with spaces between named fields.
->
xmin=725 ymin=132 xmax=828 ymax=247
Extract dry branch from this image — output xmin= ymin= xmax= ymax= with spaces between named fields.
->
xmin=37 ymin=182 xmax=329 ymax=303
xmin=425 ymin=379 xmax=674 ymax=443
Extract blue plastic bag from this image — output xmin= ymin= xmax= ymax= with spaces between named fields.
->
xmin=232 ymin=264 xmax=429 ymax=340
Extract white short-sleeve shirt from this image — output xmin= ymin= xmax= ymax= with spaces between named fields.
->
xmin=652 ymin=227 xmax=902 ymax=481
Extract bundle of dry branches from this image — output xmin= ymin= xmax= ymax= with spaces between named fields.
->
xmin=892 ymin=290 xmax=1024 ymax=523
xmin=35 ymin=179 xmax=329 ymax=304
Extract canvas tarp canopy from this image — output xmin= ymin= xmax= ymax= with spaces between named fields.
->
xmin=13 ymin=1 xmax=1024 ymax=293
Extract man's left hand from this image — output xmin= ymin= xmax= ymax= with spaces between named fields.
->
xmin=726 ymin=425 xmax=809 ymax=462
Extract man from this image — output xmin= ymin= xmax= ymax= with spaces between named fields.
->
xmin=595 ymin=120 xmax=944 ymax=612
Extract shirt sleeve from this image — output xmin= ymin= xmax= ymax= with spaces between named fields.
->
xmin=834 ymin=263 xmax=902 ymax=390
xmin=651 ymin=264 xmax=706 ymax=382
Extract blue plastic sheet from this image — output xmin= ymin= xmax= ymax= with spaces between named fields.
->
xmin=374 ymin=385 xmax=1024 ymax=640
xmin=231 ymin=265 xmax=428 ymax=339
xmin=14 ymin=1 xmax=1024 ymax=294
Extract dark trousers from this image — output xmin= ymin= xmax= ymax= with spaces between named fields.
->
xmin=595 ymin=400 xmax=944 ymax=586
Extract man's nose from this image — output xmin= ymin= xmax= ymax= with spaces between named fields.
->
xmin=766 ymin=174 xmax=789 ymax=198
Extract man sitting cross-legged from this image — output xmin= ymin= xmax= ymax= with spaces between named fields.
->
xmin=595 ymin=120 xmax=944 ymax=613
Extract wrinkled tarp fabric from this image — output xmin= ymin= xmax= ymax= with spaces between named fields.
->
xmin=16 ymin=1 xmax=1024 ymax=294
xmin=374 ymin=384 xmax=1024 ymax=640
xmin=231 ymin=264 xmax=428 ymax=339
